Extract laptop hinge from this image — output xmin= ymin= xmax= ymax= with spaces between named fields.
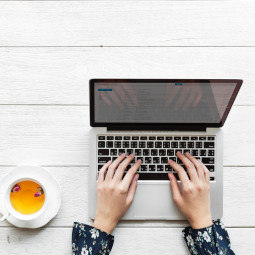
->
xmin=107 ymin=125 xmax=207 ymax=132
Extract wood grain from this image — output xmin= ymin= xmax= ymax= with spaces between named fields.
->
xmin=0 ymin=227 xmax=254 ymax=255
xmin=0 ymin=1 xmax=254 ymax=46
xmin=0 ymin=47 xmax=254 ymax=105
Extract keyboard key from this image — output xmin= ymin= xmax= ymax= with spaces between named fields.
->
xmin=191 ymin=149 xmax=198 ymax=156
xmin=157 ymin=137 xmax=164 ymax=140
xmin=210 ymin=177 xmax=215 ymax=181
xmin=180 ymin=142 xmax=186 ymax=148
xmin=206 ymin=165 xmax=214 ymax=172
xmin=115 ymin=136 xmax=122 ymax=140
xmin=137 ymin=156 xmax=143 ymax=161
xmin=132 ymin=136 xmax=139 ymax=140
xmin=124 ymin=136 xmax=131 ymax=140
xmin=107 ymin=136 xmax=114 ymax=140
xmin=196 ymin=142 xmax=203 ymax=148
xmin=208 ymin=150 xmax=215 ymax=156
xmin=159 ymin=149 xmax=166 ymax=156
xmin=182 ymin=137 xmax=189 ymax=140
xmin=126 ymin=149 xmax=133 ymax=155
xmin=166 ymin=136 xmax=173 ymax=140
xmin=135 ymin=149 xmax=142 ymax=156
xmin=106 ymin=141 xmax=113 ymax=148
xmin=145 ymin=157 xmax=152 ymax=164
xmin=155 ymin=142 xmax=162 ymax=148
xmin=114 ymin=141 xmax=121 ymax=148
xmin=171 ymin=142 xmax=178 ymax=148
xmin=157 ymin=165 xmax=164 ymax=171
xmin=200 ymin=150 xmax=206 ymax=156
xmin=175 ymin=149 xmax=183 ymax=155
xmin=151 ymin=149 xmax=158 ymax=156
xmin=112 ymin=157 xmax=118 ymax=161
xmin=140 ymin=136 xmax=147 ymax=140
xmin=110 ymin=149 xmax=117 ymax=156
xmin=131 ymin=141 xmax=138 ymax=148
xmin=191 ymin=137 xmax=198 ymax=140
xmin=183 ymin=149 xmax=191 ymax=154
xmin=143 ymin=149 xmax=150 ymax=156
xmin=149 ymin=137 xmax=156 ymax=140
xmin=187 ymin=142 xmax=194 ymax=148
xmin=199 ymin=137 xmax=206 ymax=140
xmin=169 ymin=157 xmax=176 ymax=162
xmin=153 ymin=157 xmax=160 ymax=164
xmin=149 ymin=165 xmax=156 ymax=171
xmin=98 ymin=141 xmax=105 ymax=148
xmin=163 ymin=142 xmax=170 ymax=148
xmin=139 ymin=141 xmax=146 ymax=148
xmin=141 ymin=165 xmax=147 ymax=171
xmin=204 ymin=142 xmax=215 ymax=148
xmin=167 ymin=149 xmax=174 ymax=156
xmin=202 ymin=157 xmax=214 ymax=164
xmin=174 ymin=137 xmax=181 ymax=140
xmin=98 ymin=136 xmax=105 ymax=140
xmin=118 ymin=149 xmax=125 ymax=155
xmin=165 ymin=165 xmax=171 ymax=172
xmin=98 ymin=165 xmax=104 ymax=171
xmin=98 ymin=157 xmax=111 ymax=163
xmin=138 ymin=173 xmax=169 ymax=180
xmin=208 ymin=137 xmax=215 ymax=140
xmin=147 ymin=142 xmax=154 ymax=148
xmin=123 ymin=141 xmax=130 ymax=148
xmin=161 ymin=157 xmax=168 ymax=164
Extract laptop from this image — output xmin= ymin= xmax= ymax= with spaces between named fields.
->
xmin=89 ymin=79 xmax=242 ymax=220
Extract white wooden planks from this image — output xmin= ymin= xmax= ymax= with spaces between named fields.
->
xmin=0 ymin=227 xmax=254 ymax=255
xmin=0 ymin=1 xmax=255 ymax=46
xmin=0 ymin=47 xmax=254 ymax=106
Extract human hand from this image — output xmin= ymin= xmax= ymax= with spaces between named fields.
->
xmin=168 ymin=151 xmax=212 ymax=229
xmin=93 ymin=153 xmax=141 ymax=234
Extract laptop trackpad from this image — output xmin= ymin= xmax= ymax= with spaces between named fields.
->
xmin=133 ymin=183 xmax=183 ymax=219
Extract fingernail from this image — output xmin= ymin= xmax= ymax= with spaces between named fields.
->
xmin=169 ymin=173 xmax=173 ymax=180
xmin=107 ymin=160 xmax=112 ymax=164
xmin=135 ymin=174 xmax=139 ymax=180
xmin=121 ymin=153 xmax=125 ymax=156
xmin=137 ymin=159 xmax=142 ymax=163
xmin=169 ymin=159 xmax=173 ymax=163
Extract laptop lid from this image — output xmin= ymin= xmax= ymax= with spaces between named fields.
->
xmin=90 ymin=79 xmax=242 ymax=130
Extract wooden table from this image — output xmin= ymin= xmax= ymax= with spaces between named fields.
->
xmin=0 ymin=1 xmax=254 ymax=254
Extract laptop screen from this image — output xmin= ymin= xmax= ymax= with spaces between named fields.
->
xmin=91 ymin=79 xmax=242 ymax=126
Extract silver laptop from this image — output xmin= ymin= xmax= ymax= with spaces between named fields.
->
xmin=89 ymin=79 xmax=242 ymax=220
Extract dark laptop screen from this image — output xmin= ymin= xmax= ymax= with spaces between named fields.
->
xmin=91 ymin=79 xmax=242 ymax=126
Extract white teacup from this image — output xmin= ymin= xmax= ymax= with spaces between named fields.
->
xmin=0 ymin=177 xmax=48 ymax=222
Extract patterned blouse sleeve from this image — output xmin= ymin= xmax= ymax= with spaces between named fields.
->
xmin=72 ymin=222 xmax=114 ymax=255
xmin=182 ymin=219 xmax=235 ymax=255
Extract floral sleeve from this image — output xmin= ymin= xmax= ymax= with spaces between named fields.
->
xmin=72 ymin=222 xmax=114 ymax=255
xmin=183 ymin=220 xmax=235 ymax=255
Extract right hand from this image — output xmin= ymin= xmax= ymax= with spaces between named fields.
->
xmin=168 ymin=151 xmax=212 ymax=229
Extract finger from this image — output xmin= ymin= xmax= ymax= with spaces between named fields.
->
xmin=98 ymin=160 xmax=112 ymax=183
xmin=105 ymin=153 xmax=126 ymax=181
xmin=176 ymin=151 xmax=199 ymax=182
xmin=122 ymin=159 xmax=142 ymax=189
xmin=185 ymin=152 xmax=204 ymax=180
xmin=168 ymin=173 xmax=183 ymax=205
xmin=126 ymin=174 xmax=139 ymax=205
xmin=201 ymin=161 xmax=210 ymax=183
xmin=168 ymin=159 xmax=190 ymax=185
xmin=114 ymin=154 xmax=135 ymax=181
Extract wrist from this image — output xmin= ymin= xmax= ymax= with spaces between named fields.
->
xmin=93 ymin=217 xmax=117 ymax=234
xmin=189 ymin=217 xmax=213 ymax=229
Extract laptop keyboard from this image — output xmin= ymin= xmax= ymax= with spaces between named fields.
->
xmin=97 ymin=135 xmax=215 ymax=181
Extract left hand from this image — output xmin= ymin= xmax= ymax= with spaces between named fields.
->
xmin=93 ymin=153 xmax=141 ymax=234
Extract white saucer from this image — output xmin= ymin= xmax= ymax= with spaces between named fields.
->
xmin=0 ymin=166 xmax=61 ymax=228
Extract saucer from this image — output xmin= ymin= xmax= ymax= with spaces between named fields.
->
xmin=0 ymin=166 xmax=61 ymax=228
